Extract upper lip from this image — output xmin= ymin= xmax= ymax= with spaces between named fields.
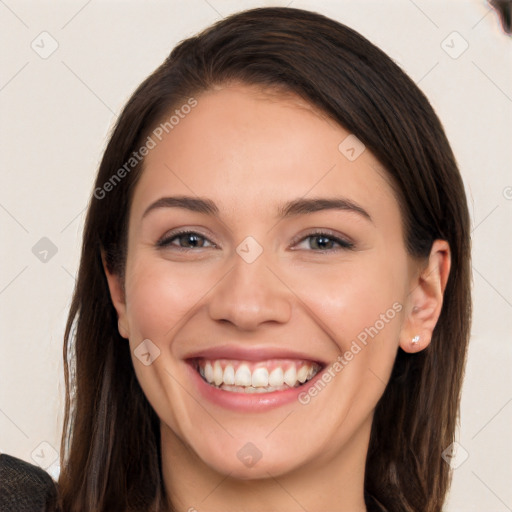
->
xmin=184 ymin=344 xmax=327 ymax=367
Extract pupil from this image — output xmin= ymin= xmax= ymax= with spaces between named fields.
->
xmin=314 ymin=236 xmax=332 ymax=249
xmin=182 ymin=234 xmax=202 ymax=247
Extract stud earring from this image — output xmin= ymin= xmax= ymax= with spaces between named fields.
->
xmin=411 ymin=335 xmax=420 ymax=345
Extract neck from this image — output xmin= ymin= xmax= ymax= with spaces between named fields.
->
xmin=160 ymin=419 xmax=371 ymax=512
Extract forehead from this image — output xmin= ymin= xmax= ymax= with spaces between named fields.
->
xmin=130 ymin=84 xmax=399 ymax=228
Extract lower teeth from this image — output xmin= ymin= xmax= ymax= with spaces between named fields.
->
xmin=198 ymin=375 xmax=306 ymax=393
xmin=217 ymin=383 xmax=294 ymax=393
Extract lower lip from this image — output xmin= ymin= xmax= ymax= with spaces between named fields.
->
xmin=185 ymin=362 xmax=324 ymax=412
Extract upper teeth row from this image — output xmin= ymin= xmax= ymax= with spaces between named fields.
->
xmin=198 ymin=360 xmax=320 ymax=388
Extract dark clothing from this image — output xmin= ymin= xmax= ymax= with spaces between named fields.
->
xmin=0 ymin=454 xmax=59 ymax=512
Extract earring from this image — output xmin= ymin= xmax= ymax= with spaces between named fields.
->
xmin=411 ymin=335 xmax=420 ymax=345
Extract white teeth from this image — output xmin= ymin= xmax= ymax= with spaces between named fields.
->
xmin=213 ymin=361 xmax=223 ymax=386
xmin=251 ymin=367 xmax=269 ymax=387
xmin=297 ymin=365 xmax=309 ymax=383
xmin=198 ymin=359 xmax=320 ymax=391
xmin=234 ymin=364 xmax=252 ymax=386
xmin=283 ymin=366 xmax=297 ymax=387
xmin=268 ymin=367 xmax=284 ymax=387
xmin=223 ymin=364 xmax=235 ymax=385
xmin=204 ymin=361 xmax=214 ymax=383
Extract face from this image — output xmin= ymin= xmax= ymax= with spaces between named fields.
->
xmin=106 ymin=83 xmax=437 ymax=481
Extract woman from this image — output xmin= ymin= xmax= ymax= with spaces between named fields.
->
xmin=51 ymin=6 xmax=470 ymax=512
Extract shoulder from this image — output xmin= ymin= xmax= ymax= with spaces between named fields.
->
xmin=0 ymin=453 xmax=59 ymax=512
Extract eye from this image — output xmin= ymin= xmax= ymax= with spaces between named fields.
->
xmin=156 ymin=230 xmax=215 ymax=250
xmin=293 ymin=231 xmax=354 ymax=251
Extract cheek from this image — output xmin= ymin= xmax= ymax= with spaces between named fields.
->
xmin=122 ymin=255 xmax=213 ymax=430
xmin=123 ymin=255 xmax=210 ymax=343
xmin=298 ymin=254 xmax=406 ymax=365
xmin=294 ymin=258 xmax=407 ymax=431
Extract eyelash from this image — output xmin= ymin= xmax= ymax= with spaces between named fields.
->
xmin=156 ymin=229 xmax=355 ymax=252
xmin=291 ymin=229 xmax=355 ymax=251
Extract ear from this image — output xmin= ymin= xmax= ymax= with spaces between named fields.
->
xmin=399 ymin=240 xmax=451 ymax=353
xmin=101 ymin=249 xmax=130 ymax=339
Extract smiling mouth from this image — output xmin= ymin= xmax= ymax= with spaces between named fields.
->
xmin=191 ymin=358 xmax=323 ymax=393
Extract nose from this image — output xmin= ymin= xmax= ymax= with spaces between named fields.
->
xmin=207 ymin=253 xmax=292 ymax=331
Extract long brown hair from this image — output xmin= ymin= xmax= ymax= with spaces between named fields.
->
xmin=58 ymin=7 xmax=471 ymax=511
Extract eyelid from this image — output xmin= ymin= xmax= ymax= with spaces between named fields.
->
xmin=156 ymin=228 xmax=217 ymax=249
xmin=289 ymin=229 xmax=355 ymax=250
xmin=156 ymin=227 xmax=355 ymax=252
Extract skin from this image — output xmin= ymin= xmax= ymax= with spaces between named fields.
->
xmin=104 ymin=83 xmax=450 ymax=512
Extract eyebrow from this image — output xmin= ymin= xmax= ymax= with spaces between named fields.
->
xmin=142 ymin=195 xmax=372 ymax=223
xmin=278 ymin=197 xmax=372 ymax=222
xmin=142 ymin=196 xmax=219 ymax=218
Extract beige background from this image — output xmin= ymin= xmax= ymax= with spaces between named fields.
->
xmin=1 ymin=0 xmax=511 ymax=510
